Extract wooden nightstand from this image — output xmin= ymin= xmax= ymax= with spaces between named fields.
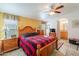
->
xmin=0 ymin=38 xmax=18 ymax=54
xmin=49 ymin=32 xmax=56 ymax=37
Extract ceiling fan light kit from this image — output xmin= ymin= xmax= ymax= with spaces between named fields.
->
xmin=43 ymin=4 xmax=64 ymax=16
xmin=49 ymin=11 xmax=55 ymax=15
xmin=49 ymin=4 xmax=64 ymax=14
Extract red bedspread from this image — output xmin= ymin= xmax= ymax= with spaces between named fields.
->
xmin=19 ymin=35 xmax=55 ymax=56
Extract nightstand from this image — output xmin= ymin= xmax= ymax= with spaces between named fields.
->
xmin=49 ymin=32 xmax=56 ymax=37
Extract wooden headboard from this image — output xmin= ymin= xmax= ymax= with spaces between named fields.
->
xmin=19 ymin=26 xmax=36 ymax=36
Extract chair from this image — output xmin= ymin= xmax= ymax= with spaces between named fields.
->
xmin=76 ymin=41 xmax=79 ymax=50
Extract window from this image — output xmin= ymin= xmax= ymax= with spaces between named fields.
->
xmin=4 ymin=14 xmax=18 ymax=39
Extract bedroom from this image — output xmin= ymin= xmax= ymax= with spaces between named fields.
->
xmin=0 ymin=3 xmax=79 ymax=56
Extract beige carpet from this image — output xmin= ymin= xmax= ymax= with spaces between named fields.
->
xmin=59 ymin=39 xmax=79 ymax=56
xmin=2 ymin=48 xmax=26 ymax=56
xmin=2 ymin=48 xmax=64 ymax=56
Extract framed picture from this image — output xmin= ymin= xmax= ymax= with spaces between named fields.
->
xmin=72 ymin=20 xmax=79 ymax=28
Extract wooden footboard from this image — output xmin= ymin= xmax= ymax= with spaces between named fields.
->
xmin=36 ymin=39 xmax=57 ymax=56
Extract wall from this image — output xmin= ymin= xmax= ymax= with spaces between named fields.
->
xmin=56 ymin=11 xmax=79 ymax=39
xmin=47 ymin=10 xmax=79 ymax=39
xmin=45 ymin=18 xmax=58 ymax=36
xmin=18 ymin=16 xmax=42 ymax=30
xmin=0 ymin=12 xmax=5 ymax=40
xmin=66 ymin=11 xmax=79 ymax=39
xmin=0 ymin=13 xmax=44 ymax=40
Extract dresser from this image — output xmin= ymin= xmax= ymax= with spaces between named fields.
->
xmin=0 ymin=40 xmax=2 ymax=54
xmin=0 ymin=38 xmax=18 ymax=54
xmin=60 ymin=31 xmax=68 ymax=39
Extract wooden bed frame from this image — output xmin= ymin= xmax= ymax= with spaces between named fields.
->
xmin=19 ymin=26 xmax=58 ymax=56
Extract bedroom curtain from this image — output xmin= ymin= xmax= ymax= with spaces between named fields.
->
xmin=3 ymin=13 xmax=18 ymax=39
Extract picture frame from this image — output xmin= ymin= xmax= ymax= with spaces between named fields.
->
xmin=72 ymin=20 xmax=79 ymax=28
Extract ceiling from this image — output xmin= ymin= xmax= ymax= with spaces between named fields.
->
xmin=0 ymin=3 xmax=79 ymax=21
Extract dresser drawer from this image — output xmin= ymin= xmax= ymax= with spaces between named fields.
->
xmin=0 ymin=40 xmax=2 ymax=53
xmin=60 ymin=31 xmax=68 ymax=39
xmin=3 ymin=38 xmax=18 ymax=52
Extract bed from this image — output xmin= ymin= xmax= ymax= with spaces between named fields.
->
xmin=18 ymin=26 xmax=58 ymax=56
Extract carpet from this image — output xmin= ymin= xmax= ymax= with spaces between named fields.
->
xmin=59 ymin=39 xmax=79 ymax=56
xmin=3 ymin=48 xmax=64 ymax=56
xmin=3 ymin=48 xmax=26 ymax=56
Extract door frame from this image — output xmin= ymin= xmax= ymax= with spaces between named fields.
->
xmin=57 ymin=19 xmax=68 ymax=40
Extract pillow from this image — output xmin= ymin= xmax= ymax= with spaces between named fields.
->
xmin=22 ymin=33 xmax=31 ymax=37
xmin=31 ymin=32 xmax=39 ymax=35
xmin=22 ymin=32 xmax=38 ymax=37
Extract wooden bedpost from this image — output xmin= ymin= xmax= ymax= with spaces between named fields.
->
xmin=36 ymin=44 xmax=41 ymax=56
xmin=56 ymin=37 xmax=58 ymax=50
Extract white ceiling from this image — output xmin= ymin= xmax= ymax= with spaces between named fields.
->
xmin=0 ymin=3 xmax=79 ymax=21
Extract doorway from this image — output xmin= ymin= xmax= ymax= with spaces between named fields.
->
xmin=57 ymin=18 xmax=68 ymax=40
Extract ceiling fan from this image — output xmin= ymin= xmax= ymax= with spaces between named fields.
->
xmin=48 ymin=4 xmax=64 ymax=15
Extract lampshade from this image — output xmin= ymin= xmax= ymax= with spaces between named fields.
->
xmin=50 ymin=29 xmax=55 ymax=32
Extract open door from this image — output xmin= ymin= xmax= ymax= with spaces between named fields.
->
xmin=57 ymin=18 xmax=68 ymax=40
xmin=57 ymin=18 xmax=68 ymax=49
xmin=58 ymin=18 xmax=68 ymax=40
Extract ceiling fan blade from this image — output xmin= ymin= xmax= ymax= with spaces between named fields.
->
xmin=55 ymin=5 xmax=64 ymax=10
xmin=54 ymin=11 xmax=61 ymax=13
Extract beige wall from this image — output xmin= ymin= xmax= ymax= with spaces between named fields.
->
xmin=0 ymin=13 xmax=45 ymax=40
xmin=0 ymin=12 xmax=5 ymax=40
xmin=18 ymin=16 xmax=42 ymax=30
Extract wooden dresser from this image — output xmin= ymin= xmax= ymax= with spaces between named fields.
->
xmin=49 ymin=32 xmax=56 ymax=37
xmin=0 ymin=40 xmax=2 ymax=54
xmin=60 ymin=31 xmax=68 ymax=39
xmin=0 ymin=38 xmax=18 ymax=54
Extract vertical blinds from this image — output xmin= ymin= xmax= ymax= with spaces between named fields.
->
xmin=3 ymin=13 xmax=18 ymax=20
xmin=3 ymin=13 xmax=18 ymax=39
